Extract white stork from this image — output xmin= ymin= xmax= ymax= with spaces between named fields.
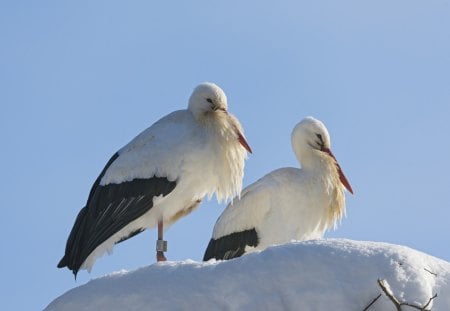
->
xmin=58 ymin=82 xmax=252 ymax=277
xmin=203 ymin=117 xmax=352 ymax=261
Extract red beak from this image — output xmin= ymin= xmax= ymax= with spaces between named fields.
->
xmin=237 ymin=131 xmax=252 ymax=154
xmin=323 ymin=148 xmax=353 ymax=194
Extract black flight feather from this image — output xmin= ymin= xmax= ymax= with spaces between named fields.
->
xmin=203 ymin=228 xmax=259 ymax=261
xmin=58 ymin=152 xmax=177 ymax=277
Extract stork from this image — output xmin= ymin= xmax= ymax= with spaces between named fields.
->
xmin=203 ymin=117 xmax=352 ymax=261
xmin=58 ymin=82 xmax=252 ymax=277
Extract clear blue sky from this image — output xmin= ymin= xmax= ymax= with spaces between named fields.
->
xmin=1 ymin=1 xmax=449 ymax=310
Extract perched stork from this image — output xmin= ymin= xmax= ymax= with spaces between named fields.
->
xmin=58 ymin=82 xmax=252 ymax=277
xmin=203 ymin=117 xmax=352 ymax=261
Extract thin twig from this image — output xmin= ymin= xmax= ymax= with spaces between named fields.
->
xmin=422 ymin=293 xmax=438 ymax=310
xmin=377 ymin=279 xmax=437 ymax=310
xmin=362 ymin=293 xmax=382 ymax=311
xmin=377 ymin=279 xmax=401 ymax=311
xmin=401 ymin=293 xmax=438 ymax=311
xmin=424 ymin=268 xmax=438 ymax=277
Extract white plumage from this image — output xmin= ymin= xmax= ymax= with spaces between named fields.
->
xmin=58 ymin=82 xmax=251 ymax=276
xmin=203 ymin=117 xmax=353 ymax=261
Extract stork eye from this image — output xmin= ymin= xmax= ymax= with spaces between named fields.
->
xmin=206 ymin=98 xmax=213 ymax=104
xmin=316 ymin=133 xmax=323 ymax=143
xmin=315 ymin=133 xmax=325 ymax=150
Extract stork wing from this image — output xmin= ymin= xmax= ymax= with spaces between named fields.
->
xmin=203 ymin=228 xmax=259 ymax=261
xmin=58 ymin=111 xmax=196 ymax=276
xmin=58 ymin=152 xmax=177 ymax=276
xmin=203 ymin=171 xmax=278 ymax=261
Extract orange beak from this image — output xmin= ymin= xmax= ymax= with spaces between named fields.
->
xmin=237 ymin=131 xmax=252 ymax=154
xmin=323 ymin=148 xmax=353 ymax=194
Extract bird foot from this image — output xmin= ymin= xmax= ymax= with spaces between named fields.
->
xmin=156 ymin=251 xmax=167 ymax=262
xmin=156 ymin=239 xmax=168 ymax=262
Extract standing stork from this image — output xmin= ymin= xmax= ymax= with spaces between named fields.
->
xmin=58 ymin=82 xmax=252 ymax=277
xmin=203 ymin=117 xmax=352 ymax=261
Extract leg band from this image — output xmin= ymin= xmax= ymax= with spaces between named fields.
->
xmin=156 ymin=239 xmax=168 ymax=252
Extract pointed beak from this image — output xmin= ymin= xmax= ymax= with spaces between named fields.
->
xmin=322 ymin=148 xmax=353 ymax=194
xmin=237 ymin=131 xmax=252 ymax=154
xmin=212 ymin=104 xmax=225 ymax=112
xmin=227 ymin=111 xmax=252 ymax=154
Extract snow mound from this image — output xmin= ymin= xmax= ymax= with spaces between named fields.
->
xmin=45 ymin=239 xmax=450 ymax=311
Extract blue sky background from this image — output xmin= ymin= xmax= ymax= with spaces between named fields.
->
xmin=1 ymin=1 xmax=450 ymax=310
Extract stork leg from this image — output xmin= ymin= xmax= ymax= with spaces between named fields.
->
xmin=156 ymin=219 xmax=167 ymax=262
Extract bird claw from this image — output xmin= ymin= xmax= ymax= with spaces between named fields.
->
xmin=156 ymin=239 xmax=167 ymax=262
xmin=156 ymin=251 xmax=167 ymax=262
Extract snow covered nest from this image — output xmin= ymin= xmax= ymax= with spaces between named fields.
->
xmin=45 ymin=239 xmax=450 ymax=311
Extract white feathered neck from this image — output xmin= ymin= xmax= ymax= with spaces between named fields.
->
xmin=198 ymin=110 xmax=247 ymax=203
xmin=292 ymin=118 xmax=346 ymax=230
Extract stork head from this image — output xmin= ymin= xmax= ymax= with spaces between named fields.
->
xmin=292 ymin=117 xmax=353 ymax=194
xmin=188 ymin=82 xmax=252 ymax=154
xmin=188 ymin=82 xmax=228 ymax=117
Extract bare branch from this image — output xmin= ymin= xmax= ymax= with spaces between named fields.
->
xmin=424 ymin=268 xmax=438 ymax=277
xmin=377 ymin=279 xmax=401 ymax=311
xmin=362 ymin=294 xmax=382 ymax=311
xmin=401 ymin=293 xmax=438 ymax=311
xmin=422 ymin=294 xmax=438 ymax=310
xmin=377 ymin=279 xmax=437 ymax=310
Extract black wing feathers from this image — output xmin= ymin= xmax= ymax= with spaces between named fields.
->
xmin=57 ymin=152 xmax=119 ymax=271
xmin=58 ymin=152 xmax=177 ymax=276
xmin=85 ymin=152 xmax=120 ymax=207
xmin=203 ymin=229 xmax=259 ymax=261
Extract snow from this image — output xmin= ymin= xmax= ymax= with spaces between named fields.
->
xmin=45 ymin=239 xmax=450 ymax=311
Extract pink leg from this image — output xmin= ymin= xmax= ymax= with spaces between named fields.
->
xmin=156 ymin=220 xmax=167 ymax=262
